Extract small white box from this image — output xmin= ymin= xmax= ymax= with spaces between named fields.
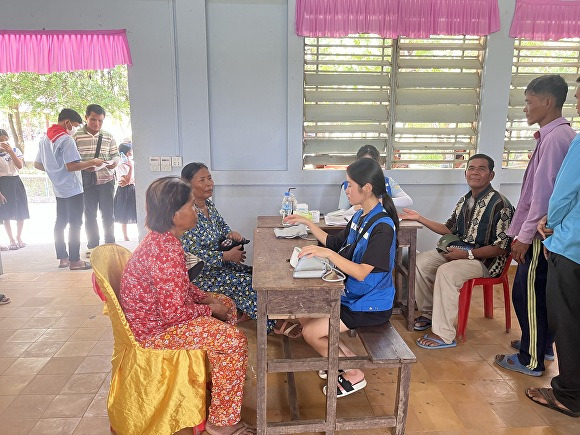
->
xmin=311 ymin=210 xmax=320 ymax=223
xmin=149 ymin=157 xmax=161 ymax=172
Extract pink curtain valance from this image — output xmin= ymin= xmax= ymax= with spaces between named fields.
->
xmin=0 ymin=29 xmax=132 ymax=74
xmin=509 ymin=0 xmax=580 ymax=41
xmin=295 ymin=0 xmax=500 ymax=38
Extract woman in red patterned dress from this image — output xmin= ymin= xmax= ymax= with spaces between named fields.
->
xmin=120 ymin=176 xmax=255 ymax=435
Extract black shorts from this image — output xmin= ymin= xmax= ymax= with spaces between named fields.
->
xmin=340 ymin=304 xmax=392 ymax=330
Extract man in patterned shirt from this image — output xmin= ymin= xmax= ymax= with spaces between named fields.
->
xmin=74 ymin=104 xmax=119 ymax=257
xmin=400 ymin=154 xmax=514 ymax=349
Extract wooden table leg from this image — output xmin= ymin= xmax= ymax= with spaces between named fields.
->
xmin=394 ymin=364 xmax=412 ymax=435
xmin=256 ymin=292 xmax=268 ymax=435
xmin=323 ymin=289 xmax=341 ymax=434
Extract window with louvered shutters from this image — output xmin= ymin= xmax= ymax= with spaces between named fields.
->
xmin=303 ymin=34 xmax=485 ymax=169
xmin=504 ymin=39 xmax=580 ymax=168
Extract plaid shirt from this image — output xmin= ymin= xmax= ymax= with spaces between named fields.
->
xmin=445 ymin=184 xmax=514 ymax=277
xmin=74 ymin=126 xmax=119 ymax=184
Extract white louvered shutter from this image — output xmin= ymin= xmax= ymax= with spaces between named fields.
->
xmin=504 ymin=39 xmax=580 ymax=168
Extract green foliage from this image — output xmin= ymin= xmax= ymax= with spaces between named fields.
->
xmin=0 ymin=65 xmax=130 ymax=130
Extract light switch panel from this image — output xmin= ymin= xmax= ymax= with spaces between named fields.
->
xmin=160 ymin=156 xmax=172 ymax=172
xmin=149 ymin=156 xmax=161 ymax=172
xmin=171 ymin=156 xmax=182 ymax=168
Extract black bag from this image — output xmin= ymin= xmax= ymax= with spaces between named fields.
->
xmin=338 ymin=212 xmax=389 ymax=260
xmin=81 ymin=134 xmax=103 ymax=189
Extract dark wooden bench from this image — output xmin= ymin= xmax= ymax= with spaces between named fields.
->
xmin=338 ymin=322 xmax=416 ymax=435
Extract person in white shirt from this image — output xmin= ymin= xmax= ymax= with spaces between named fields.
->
xmin=34 ymin=109 xmax=103 ymax=270
xmin=338 ymin=145 xmax=413 ymax=210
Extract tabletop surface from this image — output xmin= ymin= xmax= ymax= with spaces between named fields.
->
xmin=252 ymin=227 xmax=344 ymax=292
xmin=257 ymin=215 xmax=423 ymax=230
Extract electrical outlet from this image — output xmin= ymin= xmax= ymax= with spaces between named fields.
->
xmin=171 ymin=156 xmax=182 ymax=168
xmin=149 ymin=156 xmax=161 ymax=172
xmin=160 ymin=157 xmax=172 ymax=172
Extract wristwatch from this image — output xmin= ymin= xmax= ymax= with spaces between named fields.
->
xmin=467 ymin=249 xmax=475 ymax=260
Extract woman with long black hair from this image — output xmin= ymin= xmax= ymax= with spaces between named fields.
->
xmin=285 ymin=158 xmax=398 ymax=398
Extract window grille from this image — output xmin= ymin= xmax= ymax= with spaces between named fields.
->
xmin=303 ymin=34 xmax=485 ymax=169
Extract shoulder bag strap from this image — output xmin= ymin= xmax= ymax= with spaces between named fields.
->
xmin=94 ymin=134 xmax=103 ymax=159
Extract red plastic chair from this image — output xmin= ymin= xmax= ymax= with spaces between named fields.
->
xmin=456 ymin=255 xmax=512 ymax=342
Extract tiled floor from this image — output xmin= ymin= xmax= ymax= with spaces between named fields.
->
xmin=1 ymin=242 xmax=580 ymax=434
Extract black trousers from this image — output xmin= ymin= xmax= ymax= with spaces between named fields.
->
xmin=512 ymin=239 xmax=554 ymax=371
xmin=54 ymin=193 xmax=84 ymax=262
xmin=83 ymin=180 xmax=115 ymax=249
xmin=547 ymin=252 xmax=580 ymax=412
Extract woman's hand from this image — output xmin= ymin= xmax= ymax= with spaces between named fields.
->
xmin=299 ymin=244 xmax=333 ymax=260
xmin=0 ymin=192 xmax=6 ymax=204
xmin=284 ymin=214 xmax=310 ymax=226
xmin=223 ymin=245 xmax=246 ymax=263
xmin=227 ymin=231 xmax=243 ymax=242
xmin=208 ymin=302 xmax=229 ymax=321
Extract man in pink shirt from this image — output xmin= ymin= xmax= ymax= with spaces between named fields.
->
xmin=495 ymin=75 xmax=575 ymax=377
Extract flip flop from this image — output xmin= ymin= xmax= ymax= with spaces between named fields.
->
xmin=0 ymin=295 xmax=11 ymax=305
xmin=58 ymin=259 xmax=70 ymax=268
xmin=17 ymin=242 xmax=26 ymax=248
xmin=416 ymin=334 xmax=457 ymax=349
xmin=510 ymin=339 xmax=555 ymax=361
xmin=525 ymin=388 xmax=580 ymax=418
xmin=494 ymin=353 xmax=543 ymax=377
xmin=323 ymin=374 xmax=367 ymax=398
xmin=273 ymin=320 xmax=302 ymax=339
xmin=413 ymin=315 xmax=432 ymax=331
xmin=69 ymin=261 xmax=92 ymax=271
xmin=8 ymin=243 xmax=19 ymax=250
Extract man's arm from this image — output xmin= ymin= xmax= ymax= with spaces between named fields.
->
xmin=66 ymin=158 xmax=104 ymax=172
xmin=399 ymin=208 xmax=451 ymax=235
xmin=33 ymin=161 xmax=45 ymax=171
xmin=444 ymin=245 xmax=507 ymax=261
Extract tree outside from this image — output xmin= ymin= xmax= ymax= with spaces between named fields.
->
xmin=0 ymin=65 xmax=131 ymax=199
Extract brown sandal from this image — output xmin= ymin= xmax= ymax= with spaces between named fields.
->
xmin=525 ymin=388 xmax=580 ymax=418
xmin=69 ymin=261 xmax=92 ymax=271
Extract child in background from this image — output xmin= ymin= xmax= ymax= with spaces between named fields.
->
xmin=0 ymin=129 xmax=29 ymax=250
xmin=114 ymin=143 xmax=137 ymax=241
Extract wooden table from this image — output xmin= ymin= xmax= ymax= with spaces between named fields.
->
xmin=252 ymin=226 xmax=344 ymax=434
xmin=256 ymin=216 xmax=423 ymax=331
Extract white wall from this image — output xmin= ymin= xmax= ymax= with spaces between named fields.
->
xmin=0 ymin=0 xmax=525 ymax=261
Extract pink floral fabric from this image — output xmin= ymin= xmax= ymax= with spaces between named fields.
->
xmin=120 ymin=231 xmax=212 ymax=343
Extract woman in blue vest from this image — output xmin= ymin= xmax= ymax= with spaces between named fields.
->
xmin=338 ymin=144 xmax=412 ymax=210
xmin=285 ymin=158 xmax=398 ymax=398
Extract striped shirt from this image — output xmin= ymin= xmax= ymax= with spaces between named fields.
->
xmin=445 ymin=184 xmax=514 ymax=277
xmin=74 ymin=126 xmax=119 ymax=184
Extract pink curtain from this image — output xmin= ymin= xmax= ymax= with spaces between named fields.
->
xmin=295 ymin=0 xmax=500 ymax=38
xmin=509 ymin=0 xmax=580 ymax=40
xmin=0 ymin=29 xmax=132 ymax=74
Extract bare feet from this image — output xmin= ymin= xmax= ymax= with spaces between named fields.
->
xmin=205 ymin=420 xmax=256 ymax=435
